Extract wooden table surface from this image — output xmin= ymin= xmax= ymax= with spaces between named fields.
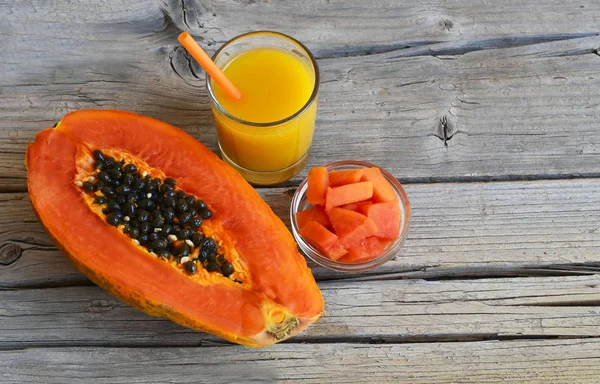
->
xmin=2 ymin=1 xmax=600 ymax=382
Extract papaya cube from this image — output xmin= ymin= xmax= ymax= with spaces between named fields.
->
xmin=325 ymin=181 xmax=373 ymax=211
xmin=306 ymin=167 xmax=329 ymax=206
xmin=358 ymin=201 xmax=401 ymax=240
xmin=341 ymin=217 xmax=379 ymax=248
xmin=295 ymin=206 xmax=331 ymax=230
xmin=340 ymin=199 xmax=372 ymax=212
xmin=328 ymin=207 xmax=367 ymax=235
xmin=360 ymin=167 xmax=397 ymax=203
xmin=339 ymin=236 xmax=391 ymax=262
xmin=328 ymin=169 xmax=364 ymax=187
xmin=298 ymin=221 xmax=347 ymax=260
xmin=327 ymin=207 xmax=379 ymax=248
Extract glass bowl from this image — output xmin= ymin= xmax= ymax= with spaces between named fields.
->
xmin=290 ymin=160 xmax=410 ymax=272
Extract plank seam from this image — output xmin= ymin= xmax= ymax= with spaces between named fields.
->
xmin=2 ymin=334 xmax=598 ymax=351
xmin=6 ymin=172 xmax=600 ymax=194
xmin=314 ymin=32 xmax=600 ymax=59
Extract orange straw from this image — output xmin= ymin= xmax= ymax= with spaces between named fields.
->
xmin=178 ymin=32 xmax=242 ymax=100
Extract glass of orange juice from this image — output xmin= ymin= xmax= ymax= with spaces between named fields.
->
xmin=206 ymin=31 xmax=319 ymax=186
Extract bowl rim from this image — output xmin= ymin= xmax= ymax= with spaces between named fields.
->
xmin=290 ymin=160 xmax=411 ymax=272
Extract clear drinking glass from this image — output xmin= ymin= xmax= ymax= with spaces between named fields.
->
xmin=207 ymin=31 xmax=319 ymax=186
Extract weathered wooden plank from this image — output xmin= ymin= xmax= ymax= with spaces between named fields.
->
xmin=176 ymin=0 xmax=600 ymax=50
xmin=5 ymin=0 xmax=599 ymax=56
xmin=2 ymin=179 xmax=600 ymax=286
xmin=2 ymin=339 xmax=600 ymax=383
xmin=2 ymin=276 xmax=600 ymax=347
xmin=2 ymin=1 xmax=600 ymax=190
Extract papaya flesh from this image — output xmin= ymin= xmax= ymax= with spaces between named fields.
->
xmin=306 ymin=167 xmax=329 ymax=205
xmin=298 ymin=221 xmax=347 ymax=261
xmin=26 ymin=110 xmax=324 ymax=348
xmin=295 ymin=205 xmax=331 ymax=230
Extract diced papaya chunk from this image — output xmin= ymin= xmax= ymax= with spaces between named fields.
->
xmin=327 ymin=207 xmax=368 ymax=236
xmin=339 ymin=236 xmax=391 ymax=262
xmin=307 ymin=167 xmax=329 ymax=205
xmin=325 ymin=181 xmax=373 ymax=211
xmin=340 ymin=199 xmax=372 ymax=212
xmin=298 ymin=221 xmax=347 ymax=260
xmin=360 ymin=167 xmax=397 ymax=203
xmin=296 ymin=206 xmax=331 ymax=230
xmin=340 ymin=217 xmax=379 ymax=248
xmin=327 ymin=207 xmax=379 ymax=247
xmin=328 ymin=169 xmax=364 ymax=187
xmin=358 ymin=201 xmax=401 ymax=240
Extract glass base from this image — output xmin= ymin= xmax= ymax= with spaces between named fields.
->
xmin=219 ymin=145 xmax=309 ymax=186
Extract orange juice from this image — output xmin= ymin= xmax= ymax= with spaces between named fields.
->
xmin=208 ymin=32 xmax=318 ymax=185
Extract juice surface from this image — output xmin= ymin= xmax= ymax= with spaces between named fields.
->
xmin=211 ymin=47 xmax=318 ymax=181
xmin=213 ymin=48 xmax=314 ymax=123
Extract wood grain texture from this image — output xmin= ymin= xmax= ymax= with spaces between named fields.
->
xmin=162 ymin=0 xmax=600 ymax=49
xmin=2 ymin=0 xmax=600 ymax=190
xmin=2 ymin=275 xmax=600 ymax=348
xmin=2 ymin=339 xmax=600 ymax=383
xmin=2 ymin=1 xmax=600 ymax=378
xmin=2 ymin=179 xmax=600 ymax=287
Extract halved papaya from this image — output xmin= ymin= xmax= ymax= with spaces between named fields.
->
xmin=26 ymin=110 xmax=324 ymax=348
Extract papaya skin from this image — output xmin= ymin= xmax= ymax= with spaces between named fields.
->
xmin=26 ymin=110 xmax=324 ymax=348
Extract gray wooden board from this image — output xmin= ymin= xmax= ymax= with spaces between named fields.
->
xmin=2 ymin=0 xmax=600 ymax=191
xmin=2 ymin=179 xmax=600 ymax=287
xmin=2 ymin=339 xmax=600 ymax=383
xmin=2 ymin=275 xmax=600 ymax=348
xmin=161 ymin=0 xmax=600 ymax=49
xmin=2 ymin=1 xmax=600 ymax=380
